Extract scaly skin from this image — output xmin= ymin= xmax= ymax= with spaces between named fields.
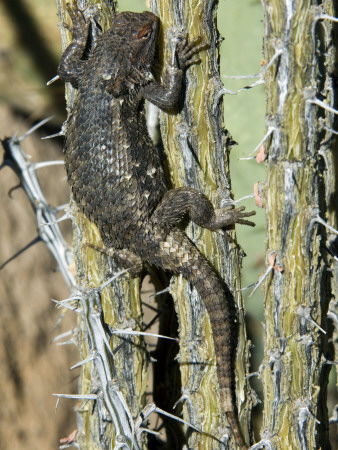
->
xmin=58 ymin=4 xmax=255 ymax=449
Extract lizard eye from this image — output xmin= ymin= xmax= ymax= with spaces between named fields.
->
xmin=137 ymin=25 xmax=152 ymax=40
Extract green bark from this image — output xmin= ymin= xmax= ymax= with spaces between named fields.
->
xmin=261 ymin=0 xmax=337 ymax=448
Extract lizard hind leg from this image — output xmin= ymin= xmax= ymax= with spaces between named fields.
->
xmin=86 ymin=243 xmax=143 ymax=278
xmin=152 ymin=187 xmax=255 ymax=231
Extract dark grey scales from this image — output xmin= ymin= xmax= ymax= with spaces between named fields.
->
xmin=58 ymin=3 xmax=255 ymax=449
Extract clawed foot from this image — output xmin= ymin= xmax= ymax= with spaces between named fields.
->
xmin=231 ymin=205 xmax=256 ymax=227
xmin=175 ymin=36 xmax=208 ymax=70
xmin=63 ymin=1 xmax=89 ymax=40
xmin=214 ymin=205 xmax=256 ymax=229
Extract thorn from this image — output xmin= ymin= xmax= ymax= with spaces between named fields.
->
xmin=0 ymin=236 xmax=41 ymax=270
xmin=223 ymin=48 xmax=283 ymax=81
xmin=54 ymin=203 xmax=70 ymax=212
xmin=52 ymin=295 xmax=82 ymax=306
xmin=41 ymin=130 xmax=65 ymax=140
xmin=245 ymin=371 xmax=260 ymax=380
xmin=308 ymin=97 xmax=338 ymax=115
xmin=314 ymin=214 xmax=338 ymax=235
xmin=18 ymin=117 xmax=53 ymax=142
xmin=222 ymin=47 xmax=283 ymax=93
xmin=249 ymin=126 xmax=276 ymax=157
xmin=138 ymin=403 xmax=215 ymax=439
xmin=53 ymin=329 xmax=76 ymax=343
xmin=238 ymin=281 xmax=259 ymax=292
xmin=323 ymin=359 xmax=338 ymax=366
xmin=109 ymin=385 xmax=135 ymax=430
xmin=239 ymin=156 xmax=256 ymax=160
xmin=98 ymin=269 xmax=130 ymax=291
xmin=56 ymin=339 xmax=76 ymax=346
xmin=112 ymin=342 xmax=125 ymax=355
xmin=217 ymin=86 xmax=237 ymax=96
xmin=223 ymin=73 xmax=262 ymax=80
xmin=70 ymin=354 xmax=95 ymax=370
xmin=110 ymin=328 xmax=178 ymax=342
xmin=147 ymin=287 xmax=170 ymax=301
xmin=232 ymin=193 xmax=255 ymax=204
xmin=33 ymin=160 xmax=64 ymax=170
xmin=249 ymin=265 xmax=274 ymax=298
xmin=47 ymin=75 xmax=60 ymax=85
xmin=173 ymin=393 xmax=190 ymax=409
xmin=53 ymin=393 xmax=98 ymax=400
xmin=320 ymin=13 xmax=338 ymax=23
xmin=41 ymin=212 xmax=71 ymax=227
xmin=137 ymin=428 xmax=160 ymax=437
xmin=263 ymin=47 xmax=284 ymax=72
xmin=55 ymin=396 xmax=60 ymax=414
xmin=237 ymin=78 xmax=264 ymax=92
xmin=321 ymin=123 xmax=338 ymax=135
xmin=297 ymin=305 xmax=326 ymax=335
xmin=296 ymin=399 xmax=321 ymax=424
xmin=52 ymin=311 xmax=66 ymax=331
xmin=52 ymin=299 xmax=79 ymax=312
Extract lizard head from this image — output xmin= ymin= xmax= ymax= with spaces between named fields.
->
xmin=97 ymin=11 xmax=160 ymax=96
xmin=111 ymin=11 xmax=159 ymax=70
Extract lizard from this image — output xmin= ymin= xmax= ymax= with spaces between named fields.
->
xmin=58 ymin=2 xmax=255 ymax=449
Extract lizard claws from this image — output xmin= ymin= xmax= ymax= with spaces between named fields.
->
xmin=176 ymin=36 xmax=208 ymax=70
xmin=231 ymin=206 xmax=256 ymax=227
xmin=64 ymin=1 xmax=88 ymax=38
xmin=213 ymin=206 xmax=256 ymax=229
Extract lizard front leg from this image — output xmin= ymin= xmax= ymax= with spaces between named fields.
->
xmin=143 ymin=36 xmax=206 ymax=111
xmin=152 ymin=187 xmax=256 ymax=230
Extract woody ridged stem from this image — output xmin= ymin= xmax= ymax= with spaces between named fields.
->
xmin=151 ymin=0 xmax=253 ymax=448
